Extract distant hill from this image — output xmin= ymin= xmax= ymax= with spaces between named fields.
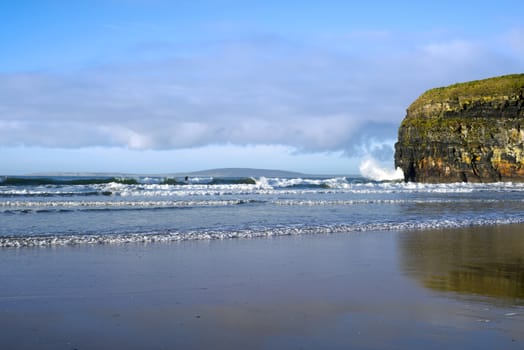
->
xmin=27 ymin=168 xmax=308 ymax=178
xmin=175 ymin=168 xmax=306 ymax=178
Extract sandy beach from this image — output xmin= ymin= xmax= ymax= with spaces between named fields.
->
xmin=1 ymin=225 xmax=523 ymax=349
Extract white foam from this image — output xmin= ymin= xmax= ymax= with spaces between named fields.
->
xmin=359 ymin=157 xmax=404 ymax=181
xmin=0 ymin=197 xmax=509 ymax=214
xmin=0 ymin=199 xmax=256 ymax=210
xmin=4 ymin=180 xmax=524 ymax=198
xmin=3 ymin=216 xmax=524 ymax=248
xmin=272 ymin=198 xmax=502 ymax=206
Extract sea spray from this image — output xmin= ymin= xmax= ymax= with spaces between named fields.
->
xmin=359 ymin=157 xmax=404 ymax=181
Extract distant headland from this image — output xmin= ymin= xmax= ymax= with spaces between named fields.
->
xmin=27 ymin=168 xmax=310 ymax=178
xmin=395 ymin=74 xmax=524 ymax=183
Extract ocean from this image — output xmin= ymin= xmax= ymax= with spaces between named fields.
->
xmin=2 ymin=174 xmax=524 ymax=248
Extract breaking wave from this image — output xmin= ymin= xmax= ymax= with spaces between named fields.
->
xmin=359 ymin=157 xmax=404 ymax=181
xmin=0 ymin=176 xmax=259 ymax=187
xmin=0 ymin=176 xmax=139 ymax=186
xmin=3 ymin=178 xmax=524 ymax=198
xmin=3 ymin=174 xmax=524 ymax=249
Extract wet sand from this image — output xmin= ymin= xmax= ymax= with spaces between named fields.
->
xmin=1 ymin=225 xmax=523 ymax=349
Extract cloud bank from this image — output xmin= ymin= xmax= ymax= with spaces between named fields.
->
xmin=1 ymin=31 xmax=523 ymax=161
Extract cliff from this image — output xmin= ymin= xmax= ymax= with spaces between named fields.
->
xmin=394 ymin=74 xmax=524 ymax=183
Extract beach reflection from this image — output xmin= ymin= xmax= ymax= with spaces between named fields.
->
xmin=398 ymin=224 xmax=524 ymax=304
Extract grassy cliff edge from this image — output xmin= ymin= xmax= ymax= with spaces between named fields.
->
xmin=408 ymin=74 xmax=524 ymax=115
xmin=395 ymin=74 xmax=524 ymax=183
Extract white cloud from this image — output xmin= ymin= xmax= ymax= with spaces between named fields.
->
xmin=0 ymin=32 xmax=523 ymax=156
xmin=421 ymin=40 xmax=478 ymax=62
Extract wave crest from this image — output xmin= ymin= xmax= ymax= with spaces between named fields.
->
xmin=359 ymin=158 xmax=404 ymax=181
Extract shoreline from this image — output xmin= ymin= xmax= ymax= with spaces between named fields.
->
xmin=3 ymin=221 xmax=524 ymax=249
xmin=1 ymin=225 xmax=523 ymax=349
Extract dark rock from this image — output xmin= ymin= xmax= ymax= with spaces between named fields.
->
xmin=395 ymin=74 xmax=524 ymax=183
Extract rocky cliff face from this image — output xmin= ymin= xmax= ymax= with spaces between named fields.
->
xmin=395 ymin=74 xmax=524 ymax=183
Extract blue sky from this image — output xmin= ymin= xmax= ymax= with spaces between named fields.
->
xmin=1 ymin=1 xmax=524 ymax=175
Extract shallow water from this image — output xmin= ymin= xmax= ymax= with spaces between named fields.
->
xmin=399 ymin=224 xmax=524 ymax=305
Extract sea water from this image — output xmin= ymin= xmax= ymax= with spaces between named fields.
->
xmin=2 ymin=175 xmax=524 ymax=247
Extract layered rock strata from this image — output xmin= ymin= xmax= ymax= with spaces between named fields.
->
xmin=395 ymin=74 xmax=524 ymax=183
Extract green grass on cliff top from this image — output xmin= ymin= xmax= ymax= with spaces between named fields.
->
xmin=408 ymin=73 xmax=524 ymax=112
